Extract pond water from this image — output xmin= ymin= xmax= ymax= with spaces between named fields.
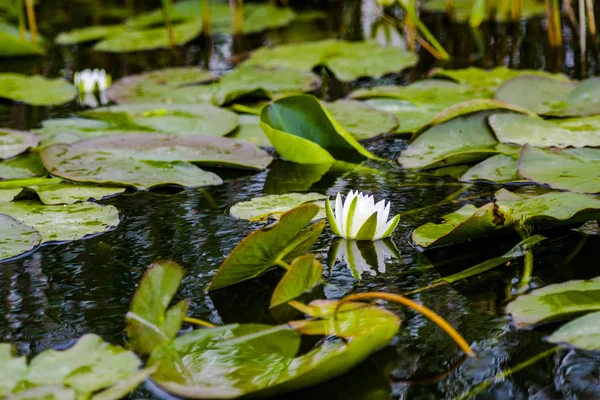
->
xmin=1 ymin=0 xmax=600 ymax=399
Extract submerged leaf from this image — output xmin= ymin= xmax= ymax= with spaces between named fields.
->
xmin=126 ymin=260 xmax=188 ymax=355
xmin=506 ymin=277 xmax=600 ymax=328
xmin=229 ymin=192 xmax=327 ymax=222
xmin=0 ymin=201 xmax=120 ymax=243
xmin=261 ymin=95 xmax=378 ymax=164
xmin=0 ymin=213 xmax=41 ymax=262
xmin=518 ymin=145 xmax=600 ymax=194
xmin=147 ymin=300 xmax=400 ymax=398
xmin=208 ymin=204 xmax=325 ymax=291
xmin=0 ymin=74 xmax=76 ymax=106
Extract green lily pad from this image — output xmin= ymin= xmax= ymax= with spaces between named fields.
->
xmin=228 ymin=114 xmax=272 ymax=147
xmin=0 ymin=188 xmax=22 ymax=202
xmin=506 ymin=276 xmax=600 ymax=328
xmin=398 ymin=111 xmax=505 ymax=169
xmin=489 ymin=113 xmax=600 ymax=148
xmin=36 ymin=118 xmax=113 ymax=144
xmin=422 ymin=0 xmax=546 ymax=23
xmin=0 ymin=201 xmax=120 ymax=243
xmin=0 ymin=213 xmax=41 ymax=262
xmin=55 ymin=24 xmax=126 ymax=45
xmin=362 ymin=98 xmax=439 ymax=134
xmin=208 ymin=204 xmax=325 ymax=291
xmin=412 ymin=202 xmax=511 ymax=248
xmin=547 ymin=311 xmax=600 ymax=350
xmin=26 ymin=183 xmax=125 ymax=205
xmin=0 ymin=334 xmax=147 ymax=399
xmin=244 ymin=39 xmax=418 ymax=81
xmin=229 ymin=192 xmax=327 ymax=222
xmin=0 ymin=21 xmax=45 ymax=57
xmin=495 ymin=76 xmax=600 ymax=117
xmin=93 ymin=20 xmax=202 ymax=52
xmin=147 ymin=300 xmax=400 ymax=399
xmin=126 ymin=260 xmax=188 ymax=355
xmin=324 ymin=100 xmax=398 ymax=140
xmin=430 ymin=66 xmax=570 ymax=96
xmin=107 ymin=68 xmax=216 ymax=104
xmin=460 ymin=154 xmax=521 ymax=183
xmin=261 ymin=95 xmax=378 ymax=165
xmin=79 ymin=104 xmax=239 ymax=137
xmin=0 ymin=129 xmax=39 ymax=160
xmin=0 ymin=152 xmax=46 ymax=180
xmin=518 ymin=145 xmax=600 ymax=194
xmin=270 ymin=254 xmax=323 ymax=308
xmin=0 ymin=74 xmax=77 ymax=106
xmin=126 ymin=0 xmax=228 ymax=28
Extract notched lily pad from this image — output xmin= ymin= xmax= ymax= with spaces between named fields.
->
xmin=0 ymin=201 xmax=120 ymax=243
xmin=261 ymin=95 xmax=378 ymax=165
xmin=0 ymin=74 xmax=77 ymax=106
xmin=230 ymin=192 xmax=327 ymax=222
xmin=0 ymin=129 xmax=40 ymax=160
xmin=0 ymin=213 xmax=41 ymax=262
xmin=506 ymin=277 xmax=600 ymax=328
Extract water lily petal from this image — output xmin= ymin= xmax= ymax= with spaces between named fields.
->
xmin=326 ymin=198 xmax=342 ymax=237
xmin=375 ymin=214 xmax=400 ymax=240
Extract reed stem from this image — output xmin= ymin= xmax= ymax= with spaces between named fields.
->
xmin=202 ymin=0 xmax=211 ymax=36
xmin=24 ymin=0 xmax=37 ymax=45
xmin=230 ymin=0 xmax=244 ymax=35
xmin=586 ymin=0 xmax=596 ymax=35
xmin=161 ymin=0 xmax=175 ymax=48
xmin=17 ymin=0 xmax=26 ymax=41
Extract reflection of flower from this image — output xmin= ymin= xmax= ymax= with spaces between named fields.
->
xmin=326 ymin=190 xmax=400 ymax=240
xmin=74 ymin=69 xmax=111 ymax=93
xmin=78 ymin=91 xmax=108 ymax=108
xmin=328 ymin=238 xmax=400 ymax=280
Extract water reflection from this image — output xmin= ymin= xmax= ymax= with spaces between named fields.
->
xmin=327 ymin=238 xmax=401 ymax=279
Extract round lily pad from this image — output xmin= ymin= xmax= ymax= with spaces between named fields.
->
xmin=0 ymin=213 xmax=41 ymax=262
xmin=0 ymin=74 xmax=77 ymax=106
xmin=0 ymin=152 xmax=46 ymax=180
xmin=0 ymin=201 xmax=120 ymax=243
xmin=107 ymin=67 xmax=216 ymax=104
xmin=0 ymin=129 xmax=40 ymax=159
xmin=79 ymin=103 xmax=240 ymax=137
xmin=230 ymin=192 xmax=327 ymax=222
xmin=324 ymin=100 xmax=398 ymax=140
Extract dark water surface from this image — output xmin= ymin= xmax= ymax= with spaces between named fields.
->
xmin=1 ymin=1 xmax=600 ymax=399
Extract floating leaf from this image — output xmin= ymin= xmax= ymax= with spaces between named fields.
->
xmin=547 ymin=311 xmax=600 ymax=350
xmin=0 ymin=334 xmax=144 ymax=399
xmin=26 ymin=183 xmax=125 ymax=205
xmin=107 ymin=68 xmax=216 ymax=104
xmin=0 ymin=213 xmax=41 ymax=262
xmin=208 ymin=204 xmax=325 ymax=291
xmin=495 ymin=76 xmax=600 ymax=117
xmin=93 ymin=20 xmax=202 ymax=52
xmin=506 ymin=277 xmax=600 ymax=328
xmin=0 ymin=152 xmax=46 ymax=180
xmin=0 ymin=74 xmax=77 ymax=106
xmin=228 ymin=114 xmax=272 ymax=147
xmin=147 ymin=300 xmax=400 ymax=398
xmin=244 ymin=39 xmax=418 ymax=81
xmin=489 ymin=113 xmax=600 ymax=148
xmin=398 ymin=111 xmax=512 ymax=169
xmin=0 ymin=201 xmax=120 ymax=243
xmin=430 ymin=66 xmax=570 ymax=95
xmin=270 ymin=254 xmax=323 ymax=308
xmin=126 ymin=260 xmax=188 ymax=355
xmin=55 ymin=24 xmax=126 ymax=44
xmin=0 ymin=129 xmax=39 ymax=160
xmin=0 ymin=21 xmax=45 ymax=57
xmin=518 ymin=145 xmax=600 ymax=194
xmin=230 ymin=192 xmax=327 ymax=222
xmin=411 ymin=203 xmax=511 ymax=248
xmin=261 ymin=95 xmax=378 ymax=165
xmin=460 ymin=154 xmax=521 ymax=183
xmin=0 ymin=188 xmax=22 ymax=202
xmin=324 ymin=100 xmax=398 ymax=140
xmin=79 ymin=104 xmax=239 ymax=137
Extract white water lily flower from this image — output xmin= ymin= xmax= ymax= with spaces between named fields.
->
xmin=74 ymin=69 xmax=111 ymax=93
xmin=326 ymin=190 xmax=400 ymax=240
xmin=331 ymin=239 xmax=400 ymax=279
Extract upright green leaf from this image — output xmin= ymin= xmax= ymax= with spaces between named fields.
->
xmin=126 ymin=260 xmax=188 ymax=355
xmin=270 ymin=254 xmax=323 ymax=308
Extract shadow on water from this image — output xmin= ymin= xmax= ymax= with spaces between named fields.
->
xmin=1 ymin=0 xmax=600 ymax=399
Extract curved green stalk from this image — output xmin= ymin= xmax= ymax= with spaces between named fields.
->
xmin=397 ymin=3 xmax=450 ymax=60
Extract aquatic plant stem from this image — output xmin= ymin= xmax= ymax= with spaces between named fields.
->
xmin=580 ymin=0 xmax=587 ymax=74
xmin=230 ymin=0 xmax=244 ymax=35
xmin=24 ymin=0 xmax=37 ymax=45
xmin=455 ymin=346 xmax=560 ymax=400
xmin=381 ymin=14 xmax=446 ymax=60
xmin=511 ymin=0 xmax=522 ymax=20
xmin=17 ymin=0 xmax=26 ymax=41
xmin=586 ymin=0 xmax=596 ymax=35
xmin=516 ymin=226 xmax=534 ymax=293
xmin=546 ymin=0 xmax=563 ymax=47
xmin=276 ymin=259 xmax=291 ymax=270
xmin=184 ymin=317 xmax=216 ymax=328
xmin=161 ymin=0 xmax=175 ymax=48
xmin=396 ymin=3 xmax=450 ymax=60
xmin=202 ymin=0 xmax=211 ymax=36
xmin=334 ymin=292 xmax=474 ymax=357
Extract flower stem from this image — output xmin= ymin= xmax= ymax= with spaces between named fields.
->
xmin=184 ymin=317 xmax=215 ymax=328
xmin=275 ymin=259 xmax=291 ymax=270
xmin=334 ymin=292 xmax=474 ymax=357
